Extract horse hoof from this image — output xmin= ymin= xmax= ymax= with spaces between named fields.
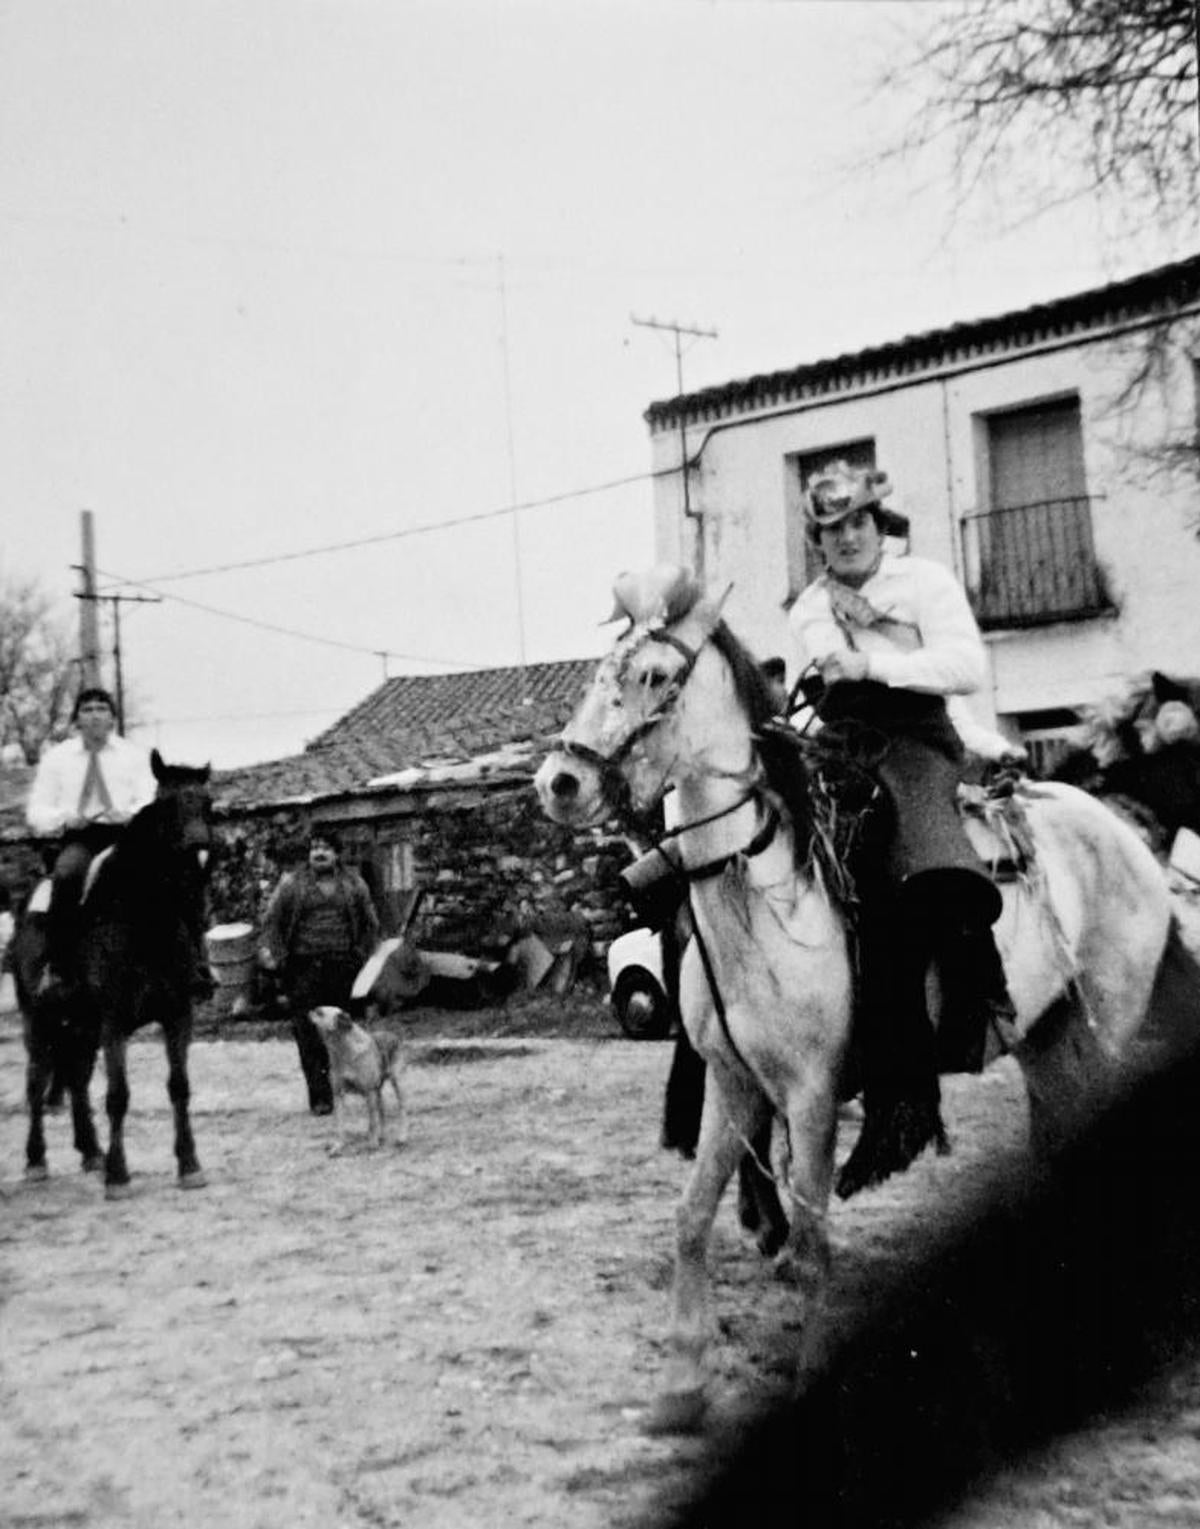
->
xmin=641 ymin=1388 xmax=708 ymax=1436
xmin=81 ymin=1155 xmax=105 ymax=1174
xmin=178 ymin=1170 xmax=208 ymax=1190
xmin=105 ymin=1180 xmax=134 ymax=1201
xmin=23 ymin=1163 xmax=49 ymax=1182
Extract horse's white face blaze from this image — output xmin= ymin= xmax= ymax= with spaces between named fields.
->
xmin=534 ymin=622 xmax=698 ymax=825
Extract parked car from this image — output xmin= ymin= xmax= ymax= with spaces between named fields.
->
xmin=606 ymin=926 xmax=677 ymax=1040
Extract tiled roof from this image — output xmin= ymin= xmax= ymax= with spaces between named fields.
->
xmin=646 ymin=252 xmax=1200 ymax=434
xmin=212 ymin=657 xmax=597 ymax=814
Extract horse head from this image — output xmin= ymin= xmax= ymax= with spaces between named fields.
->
xmin=148 ymin=749 xmax=215 ymax=862
xmin=535 ymin=565 xmax=763 ymax=828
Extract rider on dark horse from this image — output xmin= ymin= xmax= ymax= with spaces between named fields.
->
xmin=25 ymin=687 xmax=158 ymax=1002
xmin=789 ymin=461 xmax=1019 ymax=1196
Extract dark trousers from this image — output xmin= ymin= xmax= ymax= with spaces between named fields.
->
xmin=284 ymin=954 xmax=361 ymax=1108
xmin=45 ymin=826 xmax=123 ymax=976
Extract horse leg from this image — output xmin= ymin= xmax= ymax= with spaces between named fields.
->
xmin=103 ymin=1028 xmax=134 ymax=1197
xmin=23 ymin=1017 xmax=51 ymax=1181
xmin=736 ymin=1119 xmax=790 ymax=1258
xmin=164 ymin=1015 xmax=206 ymax=1188
xmin=68 ymin=1039 xmax=104 ymax=1172
xmin=775 ymin=1072 xmax=839 ymax=1377
xmin=646 ymin=1069 xmax=767 ymax=1435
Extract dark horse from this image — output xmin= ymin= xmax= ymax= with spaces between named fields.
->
xmin=12 ymin=750 xmax=214 ymax=1197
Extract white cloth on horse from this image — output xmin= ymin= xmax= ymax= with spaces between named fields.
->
xmin=25 ymin=734 xmax=157 ymax=836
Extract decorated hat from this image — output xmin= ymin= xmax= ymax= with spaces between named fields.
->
xmin=804 ymin=461 xmax=909 ymax=540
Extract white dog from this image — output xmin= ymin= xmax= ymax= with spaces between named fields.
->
xmin=308 ymin=1006 xmax=406 ymax=1153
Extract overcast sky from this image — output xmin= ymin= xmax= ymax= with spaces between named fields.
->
xmin=0 ymin=0 xmax=1185 ymax=768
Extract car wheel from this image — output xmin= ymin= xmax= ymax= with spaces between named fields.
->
xmin=611 ymin=968 xmax=673 ymax=1040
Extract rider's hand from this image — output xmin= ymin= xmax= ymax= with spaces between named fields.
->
xmin=819 ymin=651 xmax=869 ymax=686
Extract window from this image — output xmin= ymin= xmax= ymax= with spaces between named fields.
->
xmin=963 ymin=397 xmax=1111 ymax=629
xmin=1014 ymin=706 xmax=1082 ymax=778
xmin=784 ymin=437 xmax=876 ymax=605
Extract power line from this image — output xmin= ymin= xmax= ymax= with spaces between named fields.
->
xmin=119 ymin=469 xmax=664 ymax=587
xmin=94 ymin=566 xmax=493 ymax=669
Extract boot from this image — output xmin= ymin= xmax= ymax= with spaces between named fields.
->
xmin=934 ymin=924 xmax=1017 ymax=1075
xmin=836 ymin=903 xmax=949 ymax=1200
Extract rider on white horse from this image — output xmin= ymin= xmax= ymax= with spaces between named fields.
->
xmin=789 ymin=461 xmax=1018 ymax=1194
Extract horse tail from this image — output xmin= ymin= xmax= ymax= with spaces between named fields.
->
xmin=1139 ymin=914 xmax=1200 ymax=1064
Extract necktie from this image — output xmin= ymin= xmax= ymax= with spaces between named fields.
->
xmin=825 ymin=576 xmax=922 ymax=653
xmin=78 ymin=746 xmax=114 ymax=817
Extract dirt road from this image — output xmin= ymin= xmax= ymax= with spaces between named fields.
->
xmin=3 ymin=1010 xmax=1200 ymax=1528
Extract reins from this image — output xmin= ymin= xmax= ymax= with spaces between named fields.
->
xmin=555 ymin=620 xmax=784 ymax=1076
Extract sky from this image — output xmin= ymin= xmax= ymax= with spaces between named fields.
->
xmin=0 ymin=0 xmax=1187 ymax=768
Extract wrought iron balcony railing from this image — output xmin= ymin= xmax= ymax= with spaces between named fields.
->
xmin=960 ymin=496 xmax=1113 ymax=631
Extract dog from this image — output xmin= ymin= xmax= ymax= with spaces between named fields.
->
xmin=308 ymin=1006 xmax=406 ymax=1153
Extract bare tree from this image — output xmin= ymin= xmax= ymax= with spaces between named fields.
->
xmin=888 ymin=0 xmax=1199 ymax=235
xmin=881 ymin=2 xmax=1200 ymax=496
xmin=0 ymin=573 xmax=77 ymax=764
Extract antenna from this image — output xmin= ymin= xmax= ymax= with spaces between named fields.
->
xmin=498 ymin=254 xmax=528 ymax=670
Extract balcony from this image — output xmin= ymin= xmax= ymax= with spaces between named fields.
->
xmin=960 ymin=496 xmax=1113 ymax=631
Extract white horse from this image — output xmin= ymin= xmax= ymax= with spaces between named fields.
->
xmin=534 ymin=565 xmax=1199 ymax=1432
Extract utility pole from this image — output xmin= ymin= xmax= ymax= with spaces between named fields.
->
xmin=73 ymin=513 xmax=161 ymax=732
xmin=631 ymin=314 xmax=718 ymax=580
xmin=77 ymin=511 xmax=102 ymax=687
xmin=104 ymin=592 xmax=160 ymax=732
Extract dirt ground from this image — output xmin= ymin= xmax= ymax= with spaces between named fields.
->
xmin=4 ymin=994 xmax=1200 ymax=1529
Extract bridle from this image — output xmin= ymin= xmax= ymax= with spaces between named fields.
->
xmin=554 ymin=621 xmax=780 ymax=878
xmin=555 ymin=616 xmax=786 ymax=1077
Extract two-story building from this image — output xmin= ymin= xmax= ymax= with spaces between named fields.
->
xmin=646 ymin=254 xmax=1200 ymax=770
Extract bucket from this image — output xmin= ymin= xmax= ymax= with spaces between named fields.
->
xmin=205 ymin=922 xmax=257 ymax=1009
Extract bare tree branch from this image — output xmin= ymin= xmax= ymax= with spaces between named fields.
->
xmin=0 ymin=574 xmax=78 ymax=763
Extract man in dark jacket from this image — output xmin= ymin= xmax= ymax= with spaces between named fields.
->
xmin=260 ymin=831 xmax=379 ymax=1113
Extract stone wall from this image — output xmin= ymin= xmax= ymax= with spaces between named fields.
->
xmin=211 ymin=781 xmax=638 ymax=993
xmin=406 ymin=785 xmax=635 ymax=984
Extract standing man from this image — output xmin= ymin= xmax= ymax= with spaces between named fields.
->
xmin=789 ymin=460 xmax=1016 ymax=1196
xmin=260 ymin=831 xmax=379 ymax=1114
xmin=25 ymin=686 xmax=157 ymax=1000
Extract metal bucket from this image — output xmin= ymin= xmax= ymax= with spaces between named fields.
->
xmin=205 ymin=922 xmax=257 ymax=1010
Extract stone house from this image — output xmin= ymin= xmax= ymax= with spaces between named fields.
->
xmin=206 ymin=657 xmax=632 ymax=978
xmin=646 ymin=253 xmax=1200 ymax=773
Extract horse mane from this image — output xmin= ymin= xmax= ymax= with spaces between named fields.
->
xmin=89 ymin=768 xmax=212 ymax=916
xmin=709 ymin=619 xmax=869 ymax=909
xmin=709 ymin=621 xmax=822 ymax=872
xmin=709 ymin=620 xmax=777 ymax=730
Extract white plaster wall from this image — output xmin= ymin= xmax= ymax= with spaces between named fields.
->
xmin=650 ymin=314 xmax=1200 ymax=727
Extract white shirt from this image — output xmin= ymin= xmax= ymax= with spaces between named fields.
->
xmin=25 ymin=733 xmax=158 ymax=837
xmin=788 ymin=552 xmax=986 ymax=697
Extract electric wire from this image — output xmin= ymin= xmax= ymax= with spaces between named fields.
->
xmin=121 ymin=468 xmax=666 ymax=586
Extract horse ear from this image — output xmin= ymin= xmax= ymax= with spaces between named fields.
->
xmin=689 ymin=582 xmax=734 ymax=639
xmin=607 ymin=565 xmax=700 ymax=626
xmin=150 ymin=748 xmax=165 ymax=780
